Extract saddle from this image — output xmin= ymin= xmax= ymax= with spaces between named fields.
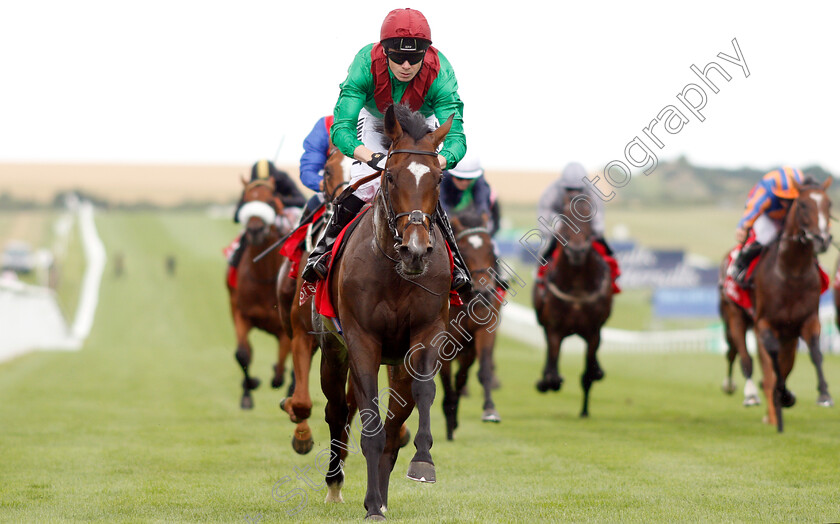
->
xmin=279 ymin=205 xmax=328 ymax=279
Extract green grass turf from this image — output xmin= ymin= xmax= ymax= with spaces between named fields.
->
xmin=1 ymin=210 xmax=840 ymax=523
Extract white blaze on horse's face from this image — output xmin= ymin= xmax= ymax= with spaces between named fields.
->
xmin=467 ymin=234 xmax=483 ymax=250
xmin=810 ymin=193 xmax=829 ymax=235
xmin=407 ymin=161 xmax=431 ymax=187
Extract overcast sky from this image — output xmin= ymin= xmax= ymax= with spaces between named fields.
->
xmin=1 ymin=1 xmax=838 ymax=176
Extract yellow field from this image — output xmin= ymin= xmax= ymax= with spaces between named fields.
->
xmin=0 ymin=163 xmax=557 ymax=206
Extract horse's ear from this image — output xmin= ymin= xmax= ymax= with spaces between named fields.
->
xmin=266 ymin=176 xmax=276 ymax=191
xmin=240 ymin=174 xmax=248 ymax=187
xmin=450 ymin=214 xmax=463 ymax=232
xmin=430 ymin=114 xmax=453 ymax=149
xmin=384 ymin=105 xmax=403 ymax=143
xmin=823 ymin=177 xmax=833 ymax=190
xmin=481 ymin=212 xmax=490 ymax=227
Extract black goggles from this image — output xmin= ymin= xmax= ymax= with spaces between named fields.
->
xmin=387 ymin=49 xmax=426 ymax=65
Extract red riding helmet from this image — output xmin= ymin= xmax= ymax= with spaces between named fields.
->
xmin=380 ymin=8 xmax=432 ymax=48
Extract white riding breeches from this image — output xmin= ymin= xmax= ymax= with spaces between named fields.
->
xmin=350 ymin=107 xmax=440 ymax=203
xmin=752 ymin=214 xmax=782 ymax=244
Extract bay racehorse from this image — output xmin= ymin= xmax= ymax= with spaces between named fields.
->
xmin=276 ymin=144 xmax=352 ymax=454
xmin=226 ymin=177 xmax=291 ymax=409
xmin=315 ymin=104 xmax=453 ymax=520
xmin=718 ymin=256 xmax=761 ymax=407
xmin=743 ymin=177 xmax=832 ymax=432
xmin=440 ymin=209 xmax=502 ymax=440
xmin=534 ymin=188 xmax=613 ymax=417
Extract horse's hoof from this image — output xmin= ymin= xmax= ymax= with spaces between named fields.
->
xmin=399 ymin=427 xmax=411 ymax=448
xmin=817 ymin=394 xmax=834 ymax=407
xmin=406 ymin=461 xmax=436 ymax=483
xmin=292 ymin=435 xmax=314 ymax=455
xmin=459 ymin=385 xmax=469 ymax=397
xmin=721 ymin=378 xmax=737 ymax=395
xmin=780 ymin=389 xmax=796 ymax=408
xmin=482 ymin=409 xmax=501 ymax=423
xmin=364 ymin=514 xmax=386 ymax=521
xmin=592 ymin=368 xmax=605 ymax=381
xmin=324 ymin=482 xmax=344 ymax=503
xmin=580 ymin=411 xmax=589 ymax=418
xmin=743 ymin=395 xmax=760 ymax=407
xmin=271 ymin=374 xmax=285 ymax=389
xmin=240 ymin=396 xmax=254 ymax=410
xmin=536 ymin=376 xmax=562 ymax=393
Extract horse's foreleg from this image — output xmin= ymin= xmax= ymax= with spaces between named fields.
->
xmin=346 ymin=355 xmax=386 ymax=519
xmin=282 ymin=334 xmax=315 ymax=423
xmin=377 ymin=366 xmax=416 ymax=513
xmin=803 ymin=316 xmax=833 ymax=407
xmin=758 ymin=324 xmax=784 ymax=432
xmin=438 ymin=359 xmax=458 ymax=441
xmin=320 ymin=345 xmax=350 ymax=503
xmin=476 ymin=329 xmax=500 ymax=423
xmin=233 ymin=313 xmax=259 ymax=409
xmin=405 ymin=340 xmax=438 ymax=485
xmin=537 ymin=329 xmax=564 ymax=392
xmin=580 ymin=331 xmax=604 ymax=418
xmin=272 ymin=332 xmax=291 ymax=389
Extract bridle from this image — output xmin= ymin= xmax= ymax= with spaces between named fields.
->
xmin=783 ymin=190 xmax=831 ymax=253
xmin=378 ymin=148 xmax=439 ymax=247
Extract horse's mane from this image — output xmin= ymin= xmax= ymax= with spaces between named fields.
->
xmin=377 ymin=103 xmax=432 ymax=149
xmin=800 ymin=175 xmax=821 ymax=190
xmin=452 ymin=208 xmax=487 ymax=229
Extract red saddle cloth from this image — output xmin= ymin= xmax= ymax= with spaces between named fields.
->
xmin=723 ymin=244 xmax=830 ymax=313
xmin=223 ymin=235 xmax=241 ymax=289
xmin=536 ymin=240 xmax=622 ymax=294
xmin=280 ymin=206 xmax=326 ymax=279
xmin=312 ymin=207 xmax=462 ymax=318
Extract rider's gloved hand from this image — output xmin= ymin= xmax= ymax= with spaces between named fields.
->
xmin=366 ymin=152 xmax=387 ymax=171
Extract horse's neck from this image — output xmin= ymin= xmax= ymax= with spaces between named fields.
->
xmin=247 ymin=228 xmax=281 ymax=275
xmin=552 ymin=248 xmax=602 ymax=290
xmin=775 ymin=236 xmax=814 ymax=278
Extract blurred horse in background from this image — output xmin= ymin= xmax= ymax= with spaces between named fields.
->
xmin=439 ymin=209 xmax=503 ymax=440
xmin=226 ymin=177 xmax=290 ymax=409
xmin=534 ymin=187 xmax=613 ymax=417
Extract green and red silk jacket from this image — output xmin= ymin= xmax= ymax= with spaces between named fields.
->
xmin=331 ymin=43 xmax=466 ymax=170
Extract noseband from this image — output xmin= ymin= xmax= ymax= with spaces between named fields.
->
xmin=379 ymin=148 xmax=439 ymax=245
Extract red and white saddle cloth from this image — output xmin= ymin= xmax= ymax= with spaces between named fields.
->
xmin=536 ymin=240 xmax=622 ymax=294
xmin=722 ymin=239 xmax=830 ymax=313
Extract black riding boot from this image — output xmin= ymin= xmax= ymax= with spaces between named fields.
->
xmin=731 ymin=241 xmax=763 ymax=286
xmin=301 ymin=192 xmax=366 ymax=282
xmin=539 ymin=236 xmax=559 ymax=266
xmin=594 ymin=235 xmax=614 ymax=256
xmin=229 ymin=235 xmax=248 ymax=268
xmin=435 ymin=204 xmax=472 ymax=293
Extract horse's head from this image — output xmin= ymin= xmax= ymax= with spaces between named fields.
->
xmin=323 ymin=143 xmax=352 ymax=203
xmin=238 ymin=176 xmax=281 ymax=245
xmin=451 ymin=210 xmax=496 ymax=295
xmin=788 ymin=177 xmax=833 ymax=254
xmin=380 ymin=104 xmax=452 ymax=275
xmin=559 ymin=188 xmax=594 ymax=266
